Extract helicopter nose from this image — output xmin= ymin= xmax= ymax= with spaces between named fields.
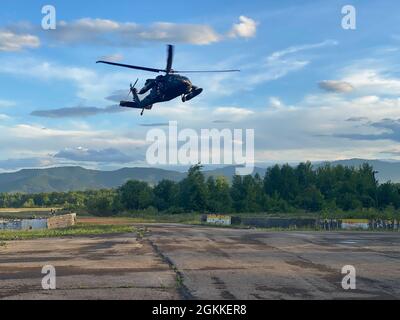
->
xmin=183 ymin=80 xmax=192 ymax=91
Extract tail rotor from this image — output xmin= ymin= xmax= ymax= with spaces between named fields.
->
xmin=127 ymin=78 xmax=139 ymax=98
xmin=125 ymin=78 xmax=145 ymax=116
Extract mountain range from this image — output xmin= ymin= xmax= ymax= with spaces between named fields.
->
xmin=0 ymin=159 xmax=399 ymax=194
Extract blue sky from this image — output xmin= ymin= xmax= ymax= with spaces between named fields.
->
xmin=0 ymin=0 xmax=400 ymax=171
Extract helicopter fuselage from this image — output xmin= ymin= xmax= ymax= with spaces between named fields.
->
xmin=153 ymin=74 xmax=193 ymax=101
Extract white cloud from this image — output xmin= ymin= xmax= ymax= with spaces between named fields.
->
xmin=16 ymin=16 xmax=259 ymax=47
xmin=0 ymin=30 xmax=40 ymax=51
xmin=268 ymin=97 xmax=285 ymax=109
xmin=247 ymin=40 xmax=338 ymax=85
xmin=229 ymin=16 xmax=257 ymax=38
xmin=2 ymin=90 xmax=400 ymax=167
xmin=0 ymin=99 xmax=15 ymax=108
xmin=247 ymin=95 xmax=400 ymax=162
xmin=152 ymin=101 xmax=207 ymax=119
xmin=342 ymin=68 xmax=400 ymax=95
xmin=98 ymin=53 xmax=124 ymax=62
xmin=213 ymin=107 xmax=254 ymax=118
xmin=137 ymin=22 xmax=220 ymax=45
xmin=0 ymin=57 xmax=135 ymax=104
xmin=268 ymin=40 xmax=338 ymax=60
xmin=248 ymin=59 xmax=308 ymax=85
xmin=31 ymin=105 xmax=124 ymax=118
xmin=319 ymin=64 xmax=400 ymax=97
xmin=3 ymin=40 xmax=400 ymax=166
xmin=0 ymin=157 xmax=56 ymax=171
xmin=143 ymin=91 xmax=400 ymax=163
xmin=319 ymin=80 xmax=354 ymax=93
xmin=0 ymin=123 xmax=146 ymax=154
xmin=190 ymin=39 xmax=339 ymax=99
xmin=48 ymin=18 xmax=221 ymax=45
xmin=54 ymin=147 xmax=137 ymax=163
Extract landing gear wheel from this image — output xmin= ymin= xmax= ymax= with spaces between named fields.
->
xmin=181 ymin=94 xmax=187 ymax=103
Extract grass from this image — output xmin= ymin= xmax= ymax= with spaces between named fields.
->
xmin=0 ymin=213 xmax=197 ymax=242
xmin=79 ymin=213 xmax=201 ymax=225
xmin=2 ymin=210 xmax=397 ymax=242
xmin=0 ymin=223 xmax=135 ymax=241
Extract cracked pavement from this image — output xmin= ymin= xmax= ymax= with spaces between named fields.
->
xmin=1 ymin=224 xmax=399 ymax=299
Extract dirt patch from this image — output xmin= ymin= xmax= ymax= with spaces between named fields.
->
xmin=211 ymin=276 xmax=237 ymax=300
xmin=78 ymin=217 xmax=136 ymax=225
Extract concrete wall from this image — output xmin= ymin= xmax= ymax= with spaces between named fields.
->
xmin=0 ymin=220 xmax=22 ymax=230
xmin=21 ymin=219 xmax=48 ymax=230
xmin=241 ymin=217 xmax=317 ymax=229
xmin=0 ymin=213 xmax=77 ymax=231
xmin=320 ymin=219 xmax=400 ymax=230
xmin=240 ymin=217 xmax=399 ymax=230
xmin=370 ymin=219 xmax=399 ymax=230
xmin=206 ymin=214 xmax=231 ymax=225
xmin=0 ymin=218 xmax=47 ymax=230
xmin=341 ymin=219 xmax=369 ymax=230
xmin=47 ymin=213 xmax=76 ymax=229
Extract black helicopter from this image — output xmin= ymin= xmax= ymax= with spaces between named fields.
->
xmin=96 ymin=45 xmax=240 ymax=115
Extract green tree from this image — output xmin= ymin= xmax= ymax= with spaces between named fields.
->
xmin=179 ymin=164 xmax=208 ymax=212
xmin=154 ymin=180 xmax=179 ymax=211
xmin=118 ymin=180 xmax=154 ymax=210
xmin=207 ymin=176 xmax=232 ymax=213
xmin=295 ymin=185 xmax=324 ymax=212
xmin=86 ymin=190 xmax=117 ymax=216
xmin=378 ymin=182 xmax=400 ymax=209
xmin=231 ymin=174 xmax=263 ymax=212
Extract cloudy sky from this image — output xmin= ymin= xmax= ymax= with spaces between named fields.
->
xmin=0 ymin=0 xmax=400 ymax=172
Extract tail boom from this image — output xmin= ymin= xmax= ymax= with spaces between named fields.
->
xmin=120 ymin=101 xmax=153 ymax=110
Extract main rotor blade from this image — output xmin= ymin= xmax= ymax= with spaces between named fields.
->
xmin=96 ymin=61 xmax=165 ymax=73
xmin=173 ymin=69 xmax=240 ymax=73
xmin=166 ymin=45 xmax=174 ymax=74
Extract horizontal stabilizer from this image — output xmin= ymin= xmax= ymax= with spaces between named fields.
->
xmin=120 ymin=101 xmax=152 ymax=110
xmin=120 ymin=101 xmax=140 ymax=109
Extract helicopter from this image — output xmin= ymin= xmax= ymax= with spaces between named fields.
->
xmin=96 ymin=45 xmax=240 ymax=116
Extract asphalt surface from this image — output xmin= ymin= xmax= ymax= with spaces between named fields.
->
xmin=1 ymin=224 xmax=399 ymax=299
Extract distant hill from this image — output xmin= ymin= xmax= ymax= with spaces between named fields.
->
xmin=314 ymin=159 xmax=400 ymax=184
xmin=0 ymin=159 xmax=398 ymax=193
xmin=0 ymin=167 xmax=185 ymax=193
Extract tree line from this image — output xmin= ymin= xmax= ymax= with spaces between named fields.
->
xmin=1 ymin=163 xmax=399 ymax=217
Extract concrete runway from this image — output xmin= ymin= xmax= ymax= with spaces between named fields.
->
xmin=1 ymin=224 xmax=399 ymax=299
